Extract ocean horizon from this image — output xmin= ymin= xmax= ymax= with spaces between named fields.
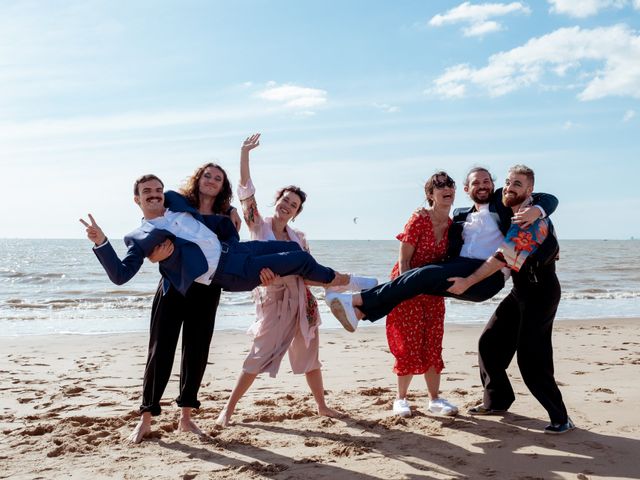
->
xmin=1 ymin=238 xmax=638 ymax=337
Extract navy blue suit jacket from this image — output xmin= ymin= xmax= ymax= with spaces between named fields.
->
xmin=93 ymin=190 xmax=239 ymax=296
xmin=447 ymin=188 xmax=558 ymax=260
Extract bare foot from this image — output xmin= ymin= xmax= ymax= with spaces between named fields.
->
xmin=317 ymin=405 xmax=345 ymax=418
xmin=178 ymin=417 xmax=204 ymax=435
xmin=215 ymin=408 xmax=231 ymax=428
xmin=125 ymin=417 xmax=152 ymax=444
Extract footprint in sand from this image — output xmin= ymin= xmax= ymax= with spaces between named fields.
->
xmin=592 ymin=387 xmax=614 ymax=394
xmin=62 ymin=386 xmax=85 ymax=396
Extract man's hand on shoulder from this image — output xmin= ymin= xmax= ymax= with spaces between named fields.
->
xmin=511 ymin=206 xmax=541 ymax=229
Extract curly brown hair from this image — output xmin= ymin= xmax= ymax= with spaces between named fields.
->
xmin=180 ymin=163 xmax=233 ymax=214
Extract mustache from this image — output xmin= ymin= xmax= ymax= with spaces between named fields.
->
xmin=145 ymin=196 xmax=163 ymax=202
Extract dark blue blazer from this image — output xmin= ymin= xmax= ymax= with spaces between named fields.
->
xmin=447 ymin=188 xmax=558 ymax=259
xmin=93 ymin=190 xmax=239 ymax=296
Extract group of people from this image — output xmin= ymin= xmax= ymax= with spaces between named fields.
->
xmin=81 ymin=133 xmax=574 ymax=443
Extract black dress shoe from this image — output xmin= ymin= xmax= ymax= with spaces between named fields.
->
xmin=544 ymin=418 xmax=576 ymax=434
xmin=467 ymin=404 xmax=507 ymax=416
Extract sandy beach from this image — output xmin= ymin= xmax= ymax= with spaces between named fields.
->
xmin=1 ymin=318 xmax=639 ymax=479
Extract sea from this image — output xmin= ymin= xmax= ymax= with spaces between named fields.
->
xmin=0 ymin=239 xmax=638 ymax=337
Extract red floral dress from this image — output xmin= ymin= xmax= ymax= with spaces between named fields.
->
xmin=386 ymin=211 xmax=451 ymax=376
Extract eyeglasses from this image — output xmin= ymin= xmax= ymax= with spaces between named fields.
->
xmin=433 ymin=178 xmax=455 ymax=189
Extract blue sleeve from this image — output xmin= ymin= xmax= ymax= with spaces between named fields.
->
xmin=93 ymin=241 xmax=144 ymax=285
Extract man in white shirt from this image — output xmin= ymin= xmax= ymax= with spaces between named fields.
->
xmin=326 ymin=167 xmax=558 ymax=332
xmin=83 ymin=176 xmax=354 ymax=296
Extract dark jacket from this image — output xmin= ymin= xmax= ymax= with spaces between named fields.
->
xmin=93 ymin=190 xmax=239 ymax=295
xmin=447 ymin=188 xmax=559 ymax=264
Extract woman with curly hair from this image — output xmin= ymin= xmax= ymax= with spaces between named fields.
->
xmin=126 ymin=161 xmax=241 ymax=443
xmin=179 ymin=162 xmax=242 ymax=230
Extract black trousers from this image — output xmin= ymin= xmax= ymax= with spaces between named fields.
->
xmin=477 ymin=263 xmax=568 ymax=424
xmin=358 ymin=256 xmax=505 ymax=321
xmin=139 ymin=280 xmax=221 ymax=416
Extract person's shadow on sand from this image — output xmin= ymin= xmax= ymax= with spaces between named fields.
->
xmin=156 ymin=434 xmax=382 ymax=479
xmin=240 ymin=412 xmax=640 ymax=479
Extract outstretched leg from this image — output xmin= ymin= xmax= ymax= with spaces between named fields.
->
xmin=357 ymin=257 xmax=505 ymax=321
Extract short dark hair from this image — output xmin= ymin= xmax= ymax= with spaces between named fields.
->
xmin=274 ymin=185 xmax=307 ymax=217
xmin=508 ymin=164 xmax=535 ymax=187
xmin=464 ymin=166 xmax=494 ymax=187
xmin=134 ymin=174 xmax=164 ymax=196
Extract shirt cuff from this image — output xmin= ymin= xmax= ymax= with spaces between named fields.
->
xmin=93 ymin=238 xmax=109 ymax=250
xmin=535 ymin=205 xmax=546 ymax=218
xmin=237 ymin=178 xmax=256 ymax=201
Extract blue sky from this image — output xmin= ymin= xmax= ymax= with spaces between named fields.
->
xmin=1 ymin=0 xmax=639 ymax=240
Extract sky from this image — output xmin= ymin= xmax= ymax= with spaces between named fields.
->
xmin=1 ymin=0 xmax=639 ymax=240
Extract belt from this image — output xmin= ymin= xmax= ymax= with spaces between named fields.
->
xmin=210 ymin=242 xmax=231 ymax=280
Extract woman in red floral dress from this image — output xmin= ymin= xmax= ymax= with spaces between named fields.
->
xmin=387 ymin=171 xmax=458 ymax=418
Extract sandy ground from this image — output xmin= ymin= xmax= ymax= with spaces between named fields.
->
xmin=1 ymin=318 xmax=639 ymax=480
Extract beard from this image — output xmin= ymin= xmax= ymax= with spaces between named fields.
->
xmin=470 ymin=188 xmax=492 ymax=204
xmin=502 ymin=191 xmax=528 ymax=208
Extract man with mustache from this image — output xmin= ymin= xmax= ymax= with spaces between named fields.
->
xmin=447 ymin=165 xmax=573 ymax=434
xmin=326 ymin=166 xmax=557 ymax=332
xmin=82 ymin=175 xmax=357 ymax=294
xmin=80 ymin=174 xmax=369 ymax=442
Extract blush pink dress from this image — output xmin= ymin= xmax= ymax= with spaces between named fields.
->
xmin=237 ymin=179 xmax=322 ymax=378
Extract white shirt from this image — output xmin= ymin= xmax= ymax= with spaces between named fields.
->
xmin=146 ymin=209 xmax=222 ymax=285
xmin=459 ymin=204 xmax=504 ymax=260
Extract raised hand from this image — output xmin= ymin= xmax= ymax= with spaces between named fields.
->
xmin=79 ymin=214 xmax=107 ymax=246
xmin=148 ymin=239 xmax=174 ymax=263
xmin=241 ymin=133 xmax=261 ymax=153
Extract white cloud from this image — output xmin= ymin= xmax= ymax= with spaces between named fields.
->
xmin=429 ymin=2 xmax=531 ymax=37
xmin=257 ymin=83 xmax=328 ymax=109
xmin=635 ymin=0 xmax=640 ymax=9
xmin=429 ymin=25 xmax=640 ymax=101
xmin=373 ymin=103 xmax=400 ymax=113
xmin=547 ymin=0 xmax=632 ymax=17
xmin=562 ymin=120 xmax=575 ymax=129
xmin=623 ymin=109 xmax=636 ymax=121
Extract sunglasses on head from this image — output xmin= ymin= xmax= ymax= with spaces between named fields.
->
xmin=434 ymin=178 xmax=455 ymax=189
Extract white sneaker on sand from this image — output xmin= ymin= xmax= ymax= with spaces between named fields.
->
xmin=325 ymin=291 xmax=359 ymax=332
xmin=428 ymin=398 xmax=459 ymax=416
xmin=393 ymin=398 xmax=412 ymax=418
xmin=327 ymin=275 xmax=378 ymax=293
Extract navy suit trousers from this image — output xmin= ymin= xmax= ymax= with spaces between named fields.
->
xmin=212 ymin=240 xmax=336 ymax=292
xmin=358 ymin=256 xmax=505 ymax=321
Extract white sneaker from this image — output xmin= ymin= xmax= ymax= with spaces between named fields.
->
xmin=428 ymin=398 xmax=459 ymax=417
xmin=327 ymin=275 xmax=378 ymax=293
xmin=325 ymin=291 xmax=359 ymax=332
xmin=393 ymin=398 xmax=412 ymax=418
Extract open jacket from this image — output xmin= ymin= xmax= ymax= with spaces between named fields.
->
xmin=93 ymin=190 xmax=239 ymax=295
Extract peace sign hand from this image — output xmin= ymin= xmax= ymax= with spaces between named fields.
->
xmin=79 ymin=214 xmax=107 ymax=246
xmin=241 ymin=133 xmax=261 ymax=153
